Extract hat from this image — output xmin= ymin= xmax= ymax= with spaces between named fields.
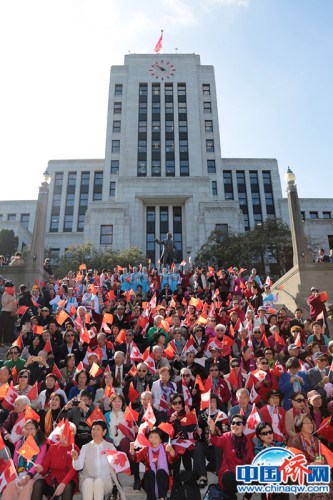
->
xmin=209 ymin=346 xmax=221 ymax=352
xmin=288 ymin=343 xmax=300 ymax=351
xmin=313 ymin=351 xmax=327 ymax=360
xmin=87 ymin=351 xmax=99 ymax=359
xmin=307 ymin=390 xmax=322 ymax=403
xmin=266 ymin=389 xmax=281 ymax=400
xmin=311 ymin=287 xmax=319 ymax=292
xmin=253 ymin=327 xmax=262 ymax=333
xmin=257 ymin=306 xmax=266 ymax=312
xmin=41 ymin=307 xmax=49 ymax=312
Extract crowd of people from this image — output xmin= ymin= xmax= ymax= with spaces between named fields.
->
xmin=0 ymin=263 xmax=332 ymax=500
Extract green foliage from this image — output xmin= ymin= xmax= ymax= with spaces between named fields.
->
xmin=0 ymin=229 xmax=19 ymax=258
xmin=194 ymin=218 xmax=293 ymax=277
xmin=53 ymin=243 xmax=149 ymax=278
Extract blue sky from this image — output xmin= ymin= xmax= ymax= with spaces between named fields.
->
xmin=0 ymin=0 xmax=332 ymax=200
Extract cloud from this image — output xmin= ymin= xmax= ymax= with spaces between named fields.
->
xmin=162 ymin=0 xmax=198 ymax=27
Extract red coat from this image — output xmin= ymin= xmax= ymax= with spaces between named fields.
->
xmin=246 ymin=369 xmax=278 ymax=401
xmin=132 ymin=444 xmax=179 ymax=472
xmin=260 ymin=405 xmax=286 ymax=441
xmin=40 ymin=442 xmax=79 ymax=490
xmin=210 ymin=432 xmax=254 ymax=485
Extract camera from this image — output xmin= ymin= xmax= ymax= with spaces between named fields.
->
xmin=72 ymin=399 xmax=79 ymax=406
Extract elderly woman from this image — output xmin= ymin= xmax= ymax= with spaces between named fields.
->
xmin=285 ymin=391 xmax=310 ymax=440
xmin=208 ymin=414 xmax=254 ymax=500
xmin=176 ymin=367 xmax=198 ymax=409
xmin=33 ymin=421 xmax=79 ymax=499
xmin=147 ymin=314 xmax=168 ymax=345
xmin=2 ymin=418 xmax=47 ymax=500
xmin=1 ymin=395 xmax=30 ymax=449
xmin=151 ymin=366 xmax=177 ymax=411
xmin=39 ymin=392 xmax=65 ymax=436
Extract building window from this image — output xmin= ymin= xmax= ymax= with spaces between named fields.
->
xmin=152 ymin=84 xmax=160 ymax=95
xmin=212 ymin=181 xmax=218 ymax=196
xmin=113 ymin=120 xmax=121 ymax=133
xmin=112 ymin=140 xmax=120 ymax=153
xmin=79 ymin=193 xmax=88 ymax=207
xmin=152 ymin=161 xmax=161 ymax=177
xmin=262 ymin=171 xmax=273 ymax=192
xmin=77 ymin=214 xmax=85 ymax=232
xmin=93 ymin=172 xmax=103 ymax=201
xmin=152 ymin=141 xmax=160 ymax=151
xmin=66 ymin=193 xmax=75 ymax=207
xmin=173 ymin=206 xmax=183 ymax=262
xmin=63 ymin=215 xmax=73 ymax=232
xmin=139 ymin=84 xmax=148 ymax=96
xmin=202 ymin=84 xmax=211 ymax=96
xmin=236 ymin=171 xmax=246 ymax=185
xmin=49 ymin=248 xmax=60 ymax=265
xmin=152 ymin=102 xmax=161 ymax=114
xmin=177 ymin=84 xmax=186 ymax=96
xmin=204 ymin=102 xmax=212 ymax=113
xmin=179 ymin=121 xmax=187 ymax=133
xmin=21 ymin=214 xmax=30 ymax=228
xmin=138 ymin=121 xmax=147 ymax=133
xmin=252 ymin=193 xmax=261 ymax=206
xmin=243 ymin=214 xmax=250 ymax=231
xmin=179 ymin=140 xmax=188 ymax=153
xmin=139 ymin=102 xmax=147 ymax=114
xmin=81 ymin=172 xmax=90 ymax=187
xmin=146 ymin=207 xmax=156 ymax=262
xmin=178 ymin=102 xmax=187 ymax=113
xmin=165 ymin=140 xmax=174 ymax=153
xmin=115 ymin=84 xmax=122 ymax=96
xmin=265 ymin=193 xmax=275 ymax=215
xmin=165 ymin=84 xmax=173 ymax=96
xmin=152 ymin=121 xmax=160 ymax=133
xmin=138 ymin=140 xmax=147 ymax=152
xmin=100 ymin=225 xmax=113 ymax=245
xmin=323 ymin=211 xmax=331 ymax=219
xmin=301 ymin=211 xmax=306 ymax=221
xmin=165 ymin=102 xmax=174 ymax=114
xmin=165 ymin=121 xmax=174 ymax=133
xmin=160 ymin=207 xmax=169 ymax=237
xmin=166 ymin=161 xmax=175 ymax=177
xmin=238 ymin=192 xmax=248 ymax=207
xmin=0 ymin=215 xmax=2 ymax=221
xmin=111 ymin=160 xmax=119 ymax=174
xmin=180 ymin=161 xmax=189 ymax=176
xmin=207 ymin=160 xmax=216 ymax=174
xmin=254 ymin=214 xmax=263 ymax=226
xmin=206 ymin=139 xmax=214 ymax=152
xmin=309 ymin=211 xmax=318 ymax=219
xmin=50 ymin=216 xmax=59 ymax=232
xmin=54 ymin=173 xmax=64 ymax=187
xmin=7 ymin=214 xmax=16 ymax=221
xmin=223 ymin=171 xmax=234 ymax=200
xmin=114 ymin=102 xmax=122 ymax=114
xmin=205 ymin=120 xmax=213 ymax=132
xmin=137 ymin=161 xmax=147 ymax=177
xmin=67 ymin=172 xmax=76 ymax=187
xmin=215 ymin=224 xmax=228 ymax=241
xmin=110 ymin=182 xmax=116 ymax=197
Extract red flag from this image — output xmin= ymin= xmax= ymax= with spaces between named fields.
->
xmin=115 ymin=329 xmax=126 ymax=345
xmin=158 ymin=422 xmax=175 ymax=438
xmin=52 ymin=363 xmax=63 ymax=379
xmin=89 ymin=362 xmax=103 ymax=378
xmin=17 ymin=433 xmax=40 ymax=461
xmin=320 ymin=441 xmax=333 ymax=468
xmin=200 ymin=389 xmax=211 ymax=411
xmin=2 ymin=383 xmax=18 ymax=411
xmin=227 ymin=368 xmax=238 ymax=388
xmin=43 ymin=339 xmax=53 ymax=354
xmin=154 ymin=32 xmax=163 ymax=53
xmin=104 ymin=449 xmax=131 ymax=475
xmin=127 ymin=364 xmax=137 ymax=378
xmin=274 ymin=331 xmax=286 ymax=347
xmin=55 ymin=310 xmax=70 ymax=326
xmin=315 ymin=416 xmax=333 ymax=441
xmin=164 ymin=343 xmax=176 ymax=360
xmin=80 ymin=328 xmax=91 ymax=345
xmin=104 ymin=385 xmax=115 ymax=399
xmin=180 ymin=409 xmax=197 ymax=426
xmin=124 ymin=404 xmax=139 ymax=424
xmin=204 ymin=375 xmax=213 ymax=392
xmin=11 ymin=366 xmax=18 ymax=384
xmin=25 ymin=405 xmax=40 ymax=423
xmin=134 ymin=422 xmax=151 ymax=448
xmin=0 ymin=459 xmax=17 ymax=493
xmin=295 ymin=333 xmax=302 ymax=347
xmin=26 ymin=382 xmax=38 ymax=401
xmin=63 ymin=419 xmax=75 ymax=446
xmin=195 ymin=374 xmax=205 ymax=392
xmin=128 ymin=381 xmax=140 ymax=403
xmin=86 ymin=406 xmax=106 ymax=427
xmin=244 ymin=403 xmax=261 ymax=438
xmin=33 ymin=325 xmax=44 ymax=335
xmin=0 ymin=383 xmax=8 ymax=400
xmin=11 ymin=335 xmax=23 ymax=350
xmin=16 ymin=306 xmax=29 ymax=315
xmin=0 ymin=433 xmax=5 ymax=451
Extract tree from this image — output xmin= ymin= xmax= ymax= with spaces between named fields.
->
xmin=52 ymin=243 xmax=149 ymax=278
xmin=0 ymin=229 xmax=19 ymax=258
xmin=194 ymin=219 xmax=293 ymax=278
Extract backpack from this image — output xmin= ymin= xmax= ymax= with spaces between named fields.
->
xmin=203 ymin=483 xmax=228 ymax=500
xmin=169 ymin=471 xmax=201 ymax=500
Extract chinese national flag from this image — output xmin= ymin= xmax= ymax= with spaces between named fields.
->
xmin=295 ymin=333 xmax=302 ymax=347
xmin=274 ymin=331 xmax=286 ymax=347
xmin=70 ymin=304 xmax=77 ymax=317
xmin=104 ymin=385 xmax=115 ymax=399
xmin=17 ymin=306 xmax=29 ymax=315
xmin=158 ymin=422 xmax=175 ymax=438
xmin=154 ymin=32 xmax=163 ymax=53
xmin=315 ymin=416 xmax=333 ymax=441
xmin=137 ymin=316 xmax=149 ymax=329
xmin=26 ymin=383 xmax=38 ymax=402
xmin=52 ymin=363 xmax=63 ymax=379
xmin=89 ymin=362 xmax=103 ymax=378
xmin=195 ymin=374 xmax=205 ymax=392
xmin=0 ymin=383 xmax=9 ymax=400
xmin=164 ymin=343 xmax=176 ymax=360
xmin=33 ymin=325 xmax=44 ymax=335
xmin=11 ymin=335 xmax=23 ymax=350
xmin=128 ymin=381 xmax=140 ymax=403
xmin=107 ymin=290 xmax=115 ymax=301
xmin=25 ymin=405 xmax=40 ymax=423
xmin=128 ymin=364 xmax=137 ymax=377
xmin=86 ymin=406 xmax=106 ymax=427
xmin=17 ymin=434 xmax=40 ymax=461
xmin=43 ymin=340 xmax=53 ymax=354
xmin=79 ymin=264 xmax=86 ymax=270
xmin=204 ymin=375 xmax=213 ymax=392
xmin=223 ymin=335 xmax=235 ymax=347
xmin=124 ymin=404 xmax=139 ymax=424
xmin=180 ymin=409 xmax=197 ymax=426
xmin=11 ymin=366 xmax=18 ymax=384
xmin=103 ymin=313 xmax=114 ymax=324
xmin=63 ymin=419 xmax=75 ymax=446
xmin=56 ymin=310 xmax=69 ymax=326
xmin=320 ymin=441 xmax=333 ymax=468
xmin=115 ymin=329 xmax=126 ymax=344
xmin=200 ymin=389 xmax=211 ymax=411
xmin=80 ymin=328 xmax=91 ymax=344
xmin=228 ymin=368 xmax=239 ymax=387
xmin=58 ymin=300 xmax=66 ymax=307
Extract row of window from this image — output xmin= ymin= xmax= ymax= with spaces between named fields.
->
xmin=0 ymin=213 xmax=30 ymax=227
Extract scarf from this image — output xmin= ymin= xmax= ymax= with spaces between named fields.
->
xmin=148 ymin=444 xmax=169 ymax=498
xmin=160 ymin=380 xmax=173 ymax=402
xmin=4 ymin=287 xmax=15 ymax=296
xmin=44 ymin=408 xmax=60 ymax=436
xmin=232 ymin=433 xmax=247 ymax=460
xmin=299 ymin=433 xmax=320 ymax=462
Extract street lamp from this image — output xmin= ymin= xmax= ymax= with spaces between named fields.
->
xmin=285 ymin=167 xmax=310 ymax=266
xmin=43 ymin=169 xmax=51 ymax=185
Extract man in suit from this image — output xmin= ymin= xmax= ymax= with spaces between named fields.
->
xmin=110 ymin=351 xmax=130 ymax=386
xmin=228 ymin=388 xmax=255 ymax=421
xmin=117 ymin=330 xmax=136 ymax=366
xmin=307 ymin=352 xmax=330 ymax=399
xmin=92 ymin=332 xmax=113 ymax=368
xmin=123 ymin=362 xmax=152 ymax=408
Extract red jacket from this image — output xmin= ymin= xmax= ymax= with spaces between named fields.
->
xmin=132 ymin=444 xmax=179 ymax=472
xmin=308 ymin=295 xmax=327 ymax=320
xmin=40 ymin=442 xmax=79 ymax=490
xmin=246 ymin=369 xmax=278 ymax=401
xmin=210 ymin=432 xmax=254 ymax=485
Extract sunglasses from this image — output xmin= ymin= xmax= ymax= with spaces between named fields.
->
xmin=294 ymin=398 xmax=306 ymax=403
xmin=231 ymin=421 xmax=243 ymax=426
xmin=231 ymin=364 xmax=240 ymax=368
xmin=265 ymin=352 xmax=273 ymax=355
xmin=66 ymin=334 xmax=75 ymax=337
xmin=10 ymin=352 xmax=19 ymax=355
xmin=19 ymin=375 xmax=28 ymax=379
xmin=261 ymin=430 xmax=273 ymax=436
xmin=137 ymin=369 xmax=147 ymax=373
xmin=172 ymin=401 xmax=182 ymax=405
xmin=182 ymin=374 xmax=191 ymax=377
xmin=210 ymin=368 xmax=219 ymax=371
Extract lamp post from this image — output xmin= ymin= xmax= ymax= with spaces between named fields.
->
xmin=25 ymin=170 xmax=51 ymax=270
xmin=285 ymin=167 xmax=311 ymax=267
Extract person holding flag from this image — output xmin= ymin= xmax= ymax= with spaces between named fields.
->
xmin=94 ymin=371 xmax=119 ymax=411
xmin=129 ymin=426 xmax=178 ymax=500
xmin=33 ymin=421 xmax=79 ymax=500
xmin=208 ymin=413 xmax=254 ymax=500
xmin=2 ymin=418 xmax=47 ymax=500
xmin=38 ymin=392 xmax=65 ymax=437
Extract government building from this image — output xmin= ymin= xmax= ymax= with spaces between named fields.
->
xmin=0 ymin=54 xmax=332 ymax=264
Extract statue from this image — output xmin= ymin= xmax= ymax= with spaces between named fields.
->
xmin=155 ymin=232 xmax=177 ymax=267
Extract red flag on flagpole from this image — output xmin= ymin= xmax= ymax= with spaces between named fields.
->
xmin=25 ymin=405 xmax=40 ymax=423
xmin=86 ymin=406 xmax=106 ymax=427
xmin=154 ymin=31 xmax=163 ymax=53
xmin=158 ymin=422 xmax=175 ymax=438
xmin=128 ymin=381 xmax=140 ymax=403
xmin=200 ymin=389 xmax=211 ymax=411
